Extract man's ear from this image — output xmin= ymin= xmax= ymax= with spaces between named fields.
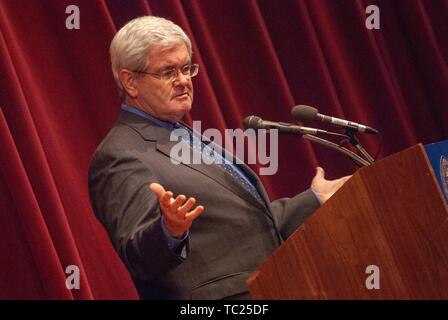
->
xmin=119 ymin=69 xmax=139 ymax=98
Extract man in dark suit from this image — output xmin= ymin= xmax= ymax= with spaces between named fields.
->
xmin=88 ymin=16 xmax=350 ymax=299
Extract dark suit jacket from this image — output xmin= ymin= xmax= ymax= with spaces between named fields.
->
xmin=88 ymin=110 xmax=320 ymax=299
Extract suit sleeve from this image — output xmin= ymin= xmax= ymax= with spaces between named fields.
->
xmin=88 ymin=148 xmax=187 ymax=281
xmin=270 ymin=188 xmax=320 ymax=240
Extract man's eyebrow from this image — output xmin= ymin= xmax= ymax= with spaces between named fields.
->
xmin=158 ymin=61 xmax=192 ymax=70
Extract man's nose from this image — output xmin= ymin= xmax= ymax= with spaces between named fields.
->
xmin=173 ymin=71 xmax=190 ymax=85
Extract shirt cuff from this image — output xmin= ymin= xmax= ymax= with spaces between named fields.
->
xmin=310 ymin=188 xmax=323 ymax=205
xmin=161 ymin=215 xmax=189 ymax=252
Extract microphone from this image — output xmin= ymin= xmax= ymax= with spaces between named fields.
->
xmin=243 ymin=115 xmax=345 ymax=137
xmin=291 ymin=105 xmax=379 ymax=134
xmin=243 ymin=115 xmax=372 ymax=167
xmin=243 ymin=115 xmax=371 ymax=167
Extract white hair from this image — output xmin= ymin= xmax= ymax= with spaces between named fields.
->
xmin=110 ymin=16 xmax=193 ymax=98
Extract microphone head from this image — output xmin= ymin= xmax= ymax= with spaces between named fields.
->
xmin=291 ymin=105 xmax=318 ymax=122
xmin=243 ymin=115 xmax=262 ymax=129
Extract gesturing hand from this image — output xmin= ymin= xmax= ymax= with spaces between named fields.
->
xmin=149 ymin=183 xmax=204 ymax=238
xmin=311 ymin=167 xmax=351 ymax=204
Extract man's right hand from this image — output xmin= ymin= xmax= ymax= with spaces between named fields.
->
xmin=149 ymin=183 xmax=204 ymax=238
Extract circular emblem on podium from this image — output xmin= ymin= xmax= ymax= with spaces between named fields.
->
xmin=441 ymin=155 xmax=448 ymax=200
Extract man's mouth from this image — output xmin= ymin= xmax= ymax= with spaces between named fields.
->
xmin=172 ymin=92 xmax=190 ymax=99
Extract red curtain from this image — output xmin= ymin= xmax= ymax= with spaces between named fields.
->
xmin=0 ymin=0 xmax=446 ymax=299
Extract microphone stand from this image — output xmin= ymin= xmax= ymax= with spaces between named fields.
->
xmin=245 ymin=117 xmax=375 ymax=167
xmin=302 ymin=134 xmax=371 ymax=167
xmin=344 ymin=129 xmax=375 ymax=165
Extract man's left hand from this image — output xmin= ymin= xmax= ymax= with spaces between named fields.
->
xmin=311 ymin=167 xmax=351 ymax=204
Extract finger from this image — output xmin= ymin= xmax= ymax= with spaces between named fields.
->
xmin=316 ymin=166 xmax=325 ymax=177
xmin=185 ymin=205 xmax=204 ymax=221
xmin=149 ymin=183 xmax=166 ymax=200
xmin=335 ymin=175 xmax=352 ymax=184
xmin=178 ymin=197 xmax=197 ymax=216
xmin=168 ymin=194 xmax=187 ymax=213
xmin=150 ymin=183 xmax=174 ymax=208
xmin=314 ymin=166 xmax=325 ymax=180
xmin=160 ymin=191 xmax=174 ymax=208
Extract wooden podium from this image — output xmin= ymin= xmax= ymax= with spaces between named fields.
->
xmin=247 ymin=144 xmax=448 ymax=299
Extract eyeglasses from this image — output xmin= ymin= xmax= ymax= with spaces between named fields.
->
xmin=134 ymin=63 xmax=199 ymax=82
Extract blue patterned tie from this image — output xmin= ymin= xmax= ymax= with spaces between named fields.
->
xmin=174 ymin=124 xmax=264 ymax=205
xmin=216 ymin=160 xmax=265 ymax=204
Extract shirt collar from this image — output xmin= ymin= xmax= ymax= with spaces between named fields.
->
xmin=121 ymin=104 xmax=177 ymax=131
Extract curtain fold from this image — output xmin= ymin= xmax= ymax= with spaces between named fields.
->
xmin=0 ymin=0 xmax=446 ymax=299
xmin=0 ymin=110 xmax=74 ymax=299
